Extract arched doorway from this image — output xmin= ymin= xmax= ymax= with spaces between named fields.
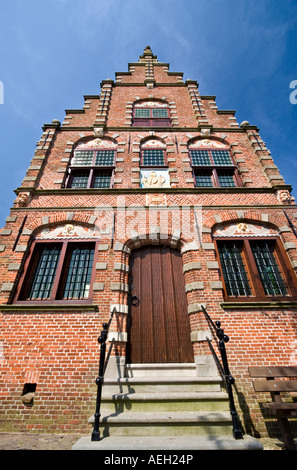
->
xmin=126 ymin=245 xmax=194 ymax=363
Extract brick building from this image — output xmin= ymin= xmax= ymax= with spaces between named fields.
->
xmin=1 ymin=46 xmax=297 ymax=448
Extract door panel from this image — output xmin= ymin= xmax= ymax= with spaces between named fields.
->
xmin=127 ymin=245 xmax=194 ymax=363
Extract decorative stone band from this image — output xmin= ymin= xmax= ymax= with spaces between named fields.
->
xmin=107 ymin=331 xmax=127 ymax=342
xmin=190 ymin=330 xmax=212 ymax=342
xmin=187 ymin=303 xmax=207 ymax=315
xmin=110 ymin=304 xmax=129 ymax=315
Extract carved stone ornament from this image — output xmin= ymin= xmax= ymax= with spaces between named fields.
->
xmin=189 ymin=139 xmax=228 ymax=149
xmin=16 ymin=193 xmax=29 ymax=207
xmin=146 ymin=194 xmax=167 ymax=206
xmin=141 ymin=170 xmax=170 ymax=188
xmin=213 ymin=223 xmax=277 ymax=238
xmin=37 ymin=224 xmax=100 ymax=239
xmin=77 ymin=137 xmax=116 ymax=149
xmin=277 ymin=190 xmax=293 ymax=205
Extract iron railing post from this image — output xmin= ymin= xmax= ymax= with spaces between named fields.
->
xmin=91 ymin=308 xmax=116 ymax=441
xmin=201 ymin=306 xmax=243 ymax=440
xmin=91 ymin=322 xmax=108 ymax=441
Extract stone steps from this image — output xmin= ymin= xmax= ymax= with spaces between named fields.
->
xmin=72 ymin=363 xmax=263 ymax=450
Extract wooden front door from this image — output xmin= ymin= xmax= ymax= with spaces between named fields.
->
xmin=127 ymin=245 xmax=194 ymax=364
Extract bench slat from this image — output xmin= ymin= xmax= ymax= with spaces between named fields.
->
xmin=252 ymin=380 xmax=297 ymax=392
xmin=264 ymin=403 xmax=297 ymax=410
xmin=249 ymin=366 xmax=297 ymax=378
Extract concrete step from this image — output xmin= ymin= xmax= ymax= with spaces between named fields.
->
xmin=125 ymin=363 xmax=198 ymax=377
xmin=72 ymin=434 xmax=264 ymax=451
xmin=102 ymin=376 xmax=223 ymax=394
xmin=101 ymin=391 xmax=230 ymax=412
xmin=89 ymin=410 xmax=233 ymax=436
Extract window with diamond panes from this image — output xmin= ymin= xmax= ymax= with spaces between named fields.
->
xmin=141 ymin=149 xmax=166 ymax=166
xmin=216 ymin=238 xmax=297 ymax=301
xmin=16 ymin=241 xmax=96 ymax=303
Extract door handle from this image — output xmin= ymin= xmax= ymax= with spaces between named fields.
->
xmin=131 ymin=295 xmax=140 ymax=306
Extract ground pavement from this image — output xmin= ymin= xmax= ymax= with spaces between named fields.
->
xmin=0 ymin=432 xmax=289 ymax=451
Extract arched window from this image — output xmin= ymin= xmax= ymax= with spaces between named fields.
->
xmin=14 ymin=225 xmax=98 ymax=303
xmin=213 ymin=223 xmax=297 ymax=301
xmin=188 ymin=140 xmax=242 ymax=188
xmin=66 ymin=139 xmax=116 ymax=189
xmin=132 ymin=100 xmax=171 ymax=127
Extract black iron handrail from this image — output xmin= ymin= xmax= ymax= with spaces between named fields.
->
xmin=91 ymin=307 xmax=116 ymax=441
xmin=201 ymin=305 xmax=243 ymax=440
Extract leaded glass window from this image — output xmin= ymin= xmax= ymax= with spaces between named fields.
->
xmin=251 ymin=241 xmax=287 ymax=296
xmin=70 ymin=173 xmax=89 ymax=188
xmin=93 ymin=173 xmax=111 ymax=188
xmin=211 ymin=150 xmax=233 ymax=166
xmin=217 ymin=172 xmax=236 ymax=187
xmin=134 ymin=108 xmax=150 ymax=118
xmin=67 ymin=148 xmax=115 ymax=188
xmin=218 ymin=242 xmax=251 ymax=297
xmin=195 ymin=173 xmax=213 ymax=187
xmin=216 ymin=238 xmax=294 ymax=300
xmin=190 ymin=148 xmax=240 ymax=188
xmin=133 ymin=106 xmax=171 ymax=127
xmin=95 ymin=150 xmax=115 ymax=166
xmin=191 ymin=150 xmax=211 ymax=166
xmin=142 ymin=149 xmax=165 ymax=166
xmin=26 ymin=245 xmax=61 ymax=300
xmin=18 ymin=241 xmax=96 ymax=302
xmin=72 ymin=149 xmax=115 ymax=167
xmin=62 ymin=245 xmax=95 ymax=299
xmin=152 ymin=108 xmax=169 ymax=118
xmin=72 ymin=150 xmax=94 ymax=166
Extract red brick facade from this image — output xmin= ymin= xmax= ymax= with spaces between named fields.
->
xmin=1 ymin=46 xmax=297 ymax=437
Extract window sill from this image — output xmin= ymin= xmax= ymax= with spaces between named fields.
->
xmin=221 ymin=300 xmax=297 ymax=309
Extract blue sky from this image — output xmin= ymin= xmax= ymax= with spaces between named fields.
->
xmin=0 ymin=0 xmax=296 ymax=228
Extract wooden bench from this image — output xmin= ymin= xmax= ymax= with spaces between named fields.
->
xmin=249 ymin=366 xmax=297 ymax=450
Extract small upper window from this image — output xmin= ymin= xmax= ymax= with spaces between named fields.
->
xmin=133 ymin=102 xmax=171 ymax=127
